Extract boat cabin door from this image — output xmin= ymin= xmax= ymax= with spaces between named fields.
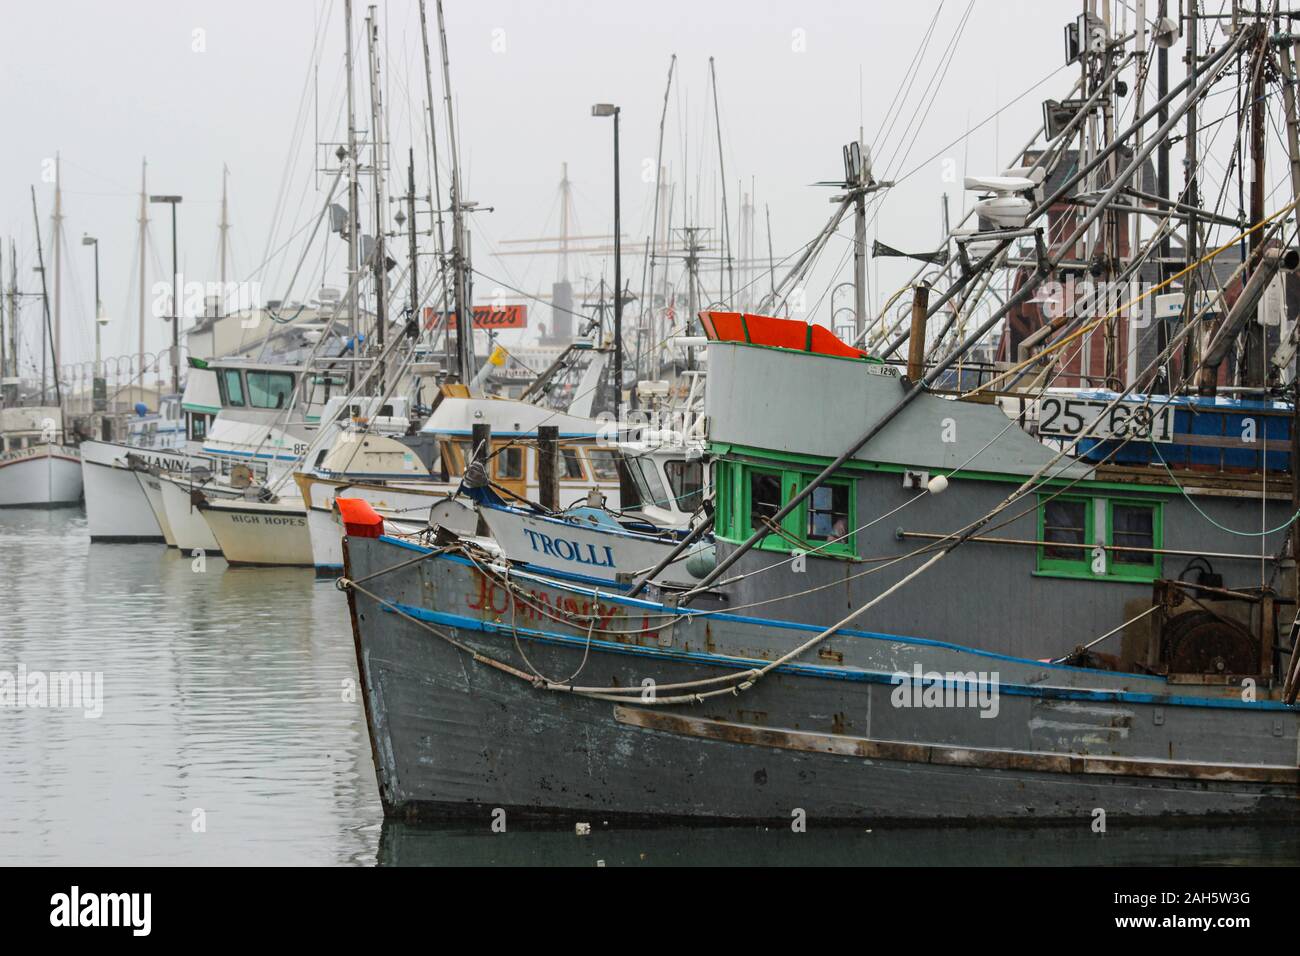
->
xmin=490 ymin=440 xmax=528 ymax=501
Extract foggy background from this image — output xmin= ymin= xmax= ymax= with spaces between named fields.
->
xmin=0 ymin=0 xmax=1127 ymax=374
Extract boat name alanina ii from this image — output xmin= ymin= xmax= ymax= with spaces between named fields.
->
xmin=341 ymin=311 xmax=1300 ymax=825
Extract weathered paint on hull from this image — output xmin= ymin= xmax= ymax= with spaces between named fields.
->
xmin=345 ymin=535 xmax=1300 ymax=825
xmin=0 ymin=446 xmax=82 ymax=507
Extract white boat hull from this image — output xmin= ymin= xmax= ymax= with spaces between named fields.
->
xmin=134 ymin=472 xmax=176 ymax=546
xmin=0 ymin=445 xmax=83 ymax=507
xmin=80 ymin=440 xmax=204 ymax=542
xmin=296 ymin=474 xmax=459 ymax=575
xmin=477 ymin=503 xmax=698 ymax=585
xmin=157 ymin=475 xmax=225 ymax=555
xmin=199 ymin=497 xmax=313 ymax=567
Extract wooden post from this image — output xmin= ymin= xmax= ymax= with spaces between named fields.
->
xmin=906 ymin=281 xmax=931 ymax=382
xmin=538 ymin=425 xmax=558 ymax=511
xmin=469 ymin=423 xmax=491 ymax=485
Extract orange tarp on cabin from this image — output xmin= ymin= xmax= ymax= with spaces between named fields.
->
xmin=699 ymin=311 xmax=872 ymax=360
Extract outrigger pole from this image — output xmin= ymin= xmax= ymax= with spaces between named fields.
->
xmin=685 ymin=24 xmax=1253 ymax=601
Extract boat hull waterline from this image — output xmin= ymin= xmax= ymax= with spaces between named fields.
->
xmin=0 ymin=444 xmax=82 ymax=508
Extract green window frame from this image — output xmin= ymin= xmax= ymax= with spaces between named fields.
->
xmin=718 ymin=461 xmax=856 ymax=559
xmin=1035 ymin=494 xmax=1162 ymax=582
xmin=1036 ymin=495 xmax=1093 ymax=575
xmin=1106 ymin=499 xmax=1162 ymax=581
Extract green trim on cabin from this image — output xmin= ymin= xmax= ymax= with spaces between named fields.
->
xmin=709 ymin=440 xmax=1182 ymax=496
xmin=1034 ymin=494 xmax=1094 ymax=577
xmin=713 ymin=457 xmax=856 ymax=558
xmin=1032 ymin=493 xmax=1162 ymax=583
xmin=183 ymin=403 xmax=221 ymax=415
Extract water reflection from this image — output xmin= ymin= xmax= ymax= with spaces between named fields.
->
xmin=0 ymin=509 xmax=380 ymax=865
xmin=6 ymin=510 xmax=1300 ymax=867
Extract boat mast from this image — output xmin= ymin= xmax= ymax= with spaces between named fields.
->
xmin=709 ymin=57 xmax=734 ymax=306
xmin=647 ymin=55 xmax=676 ymax=381
xmin=1242 ymin=12 xmax=1269 ymax=386
xmin=416 ymin=0 xmax=452 ymax=376
xmin=51 ymin=152 xmax=62 ymax=375
xmin=137 ymin=158 xmax=148 ymax=407
xmin=343 ymin=0 xmax=361 ymax=356
xmin=4 ymin=240 xmax=15 ymax=404
xmin=365 ymin=4 xmax=387 ymax=390
xmin=435 ymin=0 xmax=475 ymax=384
xmin=853 ymin=128 xmax=868 ymax=343
xmin=1184 ymin=3 xmax=1202 ymax=386
xmin=218 ymin=163 xmax=230 ymax=316
xmin=30 ymin=186 xmax=60 ymax=406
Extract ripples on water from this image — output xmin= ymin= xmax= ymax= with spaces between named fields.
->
xmin=0 ymin=508 xmax=380 ymax=865
xmin=4 ymin=509 xmax=1299 ymax=866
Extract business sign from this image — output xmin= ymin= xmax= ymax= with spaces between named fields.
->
xmin=424 ymin=304 xmax=527 ymax=331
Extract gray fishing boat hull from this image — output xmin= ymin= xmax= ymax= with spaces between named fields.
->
xmin=345 ymin=534 xmax=1300 ymax=825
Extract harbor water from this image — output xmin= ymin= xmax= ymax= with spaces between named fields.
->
xmin=3 ymin=508 xmax=1298 ymax=867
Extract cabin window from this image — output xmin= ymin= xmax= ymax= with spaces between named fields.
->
xmin=221 ymin=369 xmax=246 ymax=407
xmin=586 ymin=448 xmax=620 ymax=482
xmin=665 ymin=460 xmax=704 ymax=513
xmin=1040 ymin=498 xmax=1089 ymax=563
xmin=559 ymin=447 xmax=586 ymax=480
xmin=495 ymin=445 xmax=525 ymax=480
xmin=536 ymin=445 xmax=588 ymax=482
xmin=1035 ymin=495 xmax=1162 ymax=582
xmin=747 ymin=470 xmax=784 ymax=544
xmin=626 ymin=456 xmax=670 ymax=508
xmin=806 ymin=483 xmax=850 ymax=541
xmin=717 ymin=461 xmax=857 ymax=558
xmin=246 ymin=371 xmax=295 ymax=409
xmin=1107 ymin=500 xmax=1161 ymax=580
xmin=188 ymin=413 xmax=209 ymax=443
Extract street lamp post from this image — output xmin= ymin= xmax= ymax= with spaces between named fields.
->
xmin=149 ymin=194 xmax=182 ymax=396
xmin=591 ymin=103 xmax=622 ymax=423
xmin=80 ymin=234 xmax=107 ymax=411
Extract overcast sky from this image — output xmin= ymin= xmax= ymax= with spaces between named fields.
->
xmin=1 ymin=0 xmax=1165 ymax=374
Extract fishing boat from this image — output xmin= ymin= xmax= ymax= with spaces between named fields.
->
xmin=339 ymin=2 xmax=1300 ymax=823
xmin=0 ymin=406 xmax=82 ymax=508
xmin=343 ymin=307 xmax=1300 ymax=823
xmin=296 ymin=388 xmax=628 ymax=574
xmin=80 ymin=395 xmax=205 ymax=542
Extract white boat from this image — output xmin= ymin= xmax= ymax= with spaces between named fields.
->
xmin=80 ymin=394 xmax=207 ymax=542
xmin=296 ymin=390 xmax=628 ymax=574
xmin=197 ymin=495 xmax=314 ymax=567
xmin=0 ymin=407 xmax=82 ymax=508
xmin=474 ymin=501 xmax=708 ymax=586
xmin=157 ymin=471 xmax=230 ymax=555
